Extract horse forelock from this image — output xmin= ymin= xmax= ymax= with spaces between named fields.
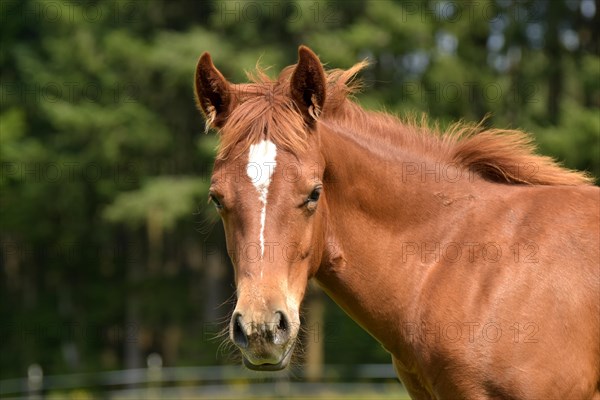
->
xmin=215 ymin=61 xmax=367 ymax=160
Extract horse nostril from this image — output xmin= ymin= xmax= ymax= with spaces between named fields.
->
xmin=273 ymin=311 xmax=291 ymax=345
xmin=231 ymin=313 xmax=248 ymax=349
xmin=277 ymin=311 xmax=289 ymax=332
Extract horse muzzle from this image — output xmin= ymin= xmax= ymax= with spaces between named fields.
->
xmin=230 ymin=310 xmax=297 ymax=371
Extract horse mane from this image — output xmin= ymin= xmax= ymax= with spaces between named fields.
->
xmin=215 ymin=61 xmax=593 ymax=186
xmin=442 ymin=122 xmax=593 ymax=185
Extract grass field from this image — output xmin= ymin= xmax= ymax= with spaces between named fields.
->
xmin=32 ymin=382 xmax=412 ymax=400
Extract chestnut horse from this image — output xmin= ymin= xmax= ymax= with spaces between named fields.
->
xmin=194 ymin=46 xmax=600 ymax=399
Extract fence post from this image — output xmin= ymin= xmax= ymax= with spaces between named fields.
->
xmin=146 ymin=353 xmax=162 ymax=398
xmin=27 ymin=364 xmax=43 ymax=400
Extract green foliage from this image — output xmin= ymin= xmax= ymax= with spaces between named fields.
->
xmin=104 ymin=177 xmax=208 ymax=229
xmin=534 ymin=102 xmax=600 ymax=180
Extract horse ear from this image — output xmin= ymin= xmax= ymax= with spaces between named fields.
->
xmin=194 ymin=52 xmax=232 ymax=129
xmin=290 ymin=46 xmax=326 ymax=126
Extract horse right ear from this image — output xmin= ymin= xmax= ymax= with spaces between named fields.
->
xmin=194 ymin=52 xmax=232 ymax=130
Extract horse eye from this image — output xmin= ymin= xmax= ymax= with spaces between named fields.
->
xmin=307 ymin=186 xmax=322 ymax=204
xmin=209 ymin=193 xmax=223 ymax=209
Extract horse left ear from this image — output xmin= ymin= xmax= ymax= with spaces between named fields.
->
xmin=194 ymin=52 xmax=232 ymax=130
xmin=290 ymin=46 xmax=326 ymax=126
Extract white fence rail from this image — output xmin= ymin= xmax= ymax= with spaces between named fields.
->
xmin=1 ymin=363 xmax=407 ymax=399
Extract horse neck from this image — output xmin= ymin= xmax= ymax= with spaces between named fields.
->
xmin=314 ymin=111 xmax=483 ymax=356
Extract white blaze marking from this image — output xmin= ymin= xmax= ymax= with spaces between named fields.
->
xmin=246 ymin=139 xmax=277 ymax=258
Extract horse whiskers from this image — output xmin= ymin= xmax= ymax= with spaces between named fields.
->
xmin=215 ymin=292 xmax=237 ymax=310
xmin=194 ymin=211 xmax=219 ymax=236
xmin=217 ymin=340 xmax=240 ymax=364
xmin=213 ymin=317 xmax=241 ymax=363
